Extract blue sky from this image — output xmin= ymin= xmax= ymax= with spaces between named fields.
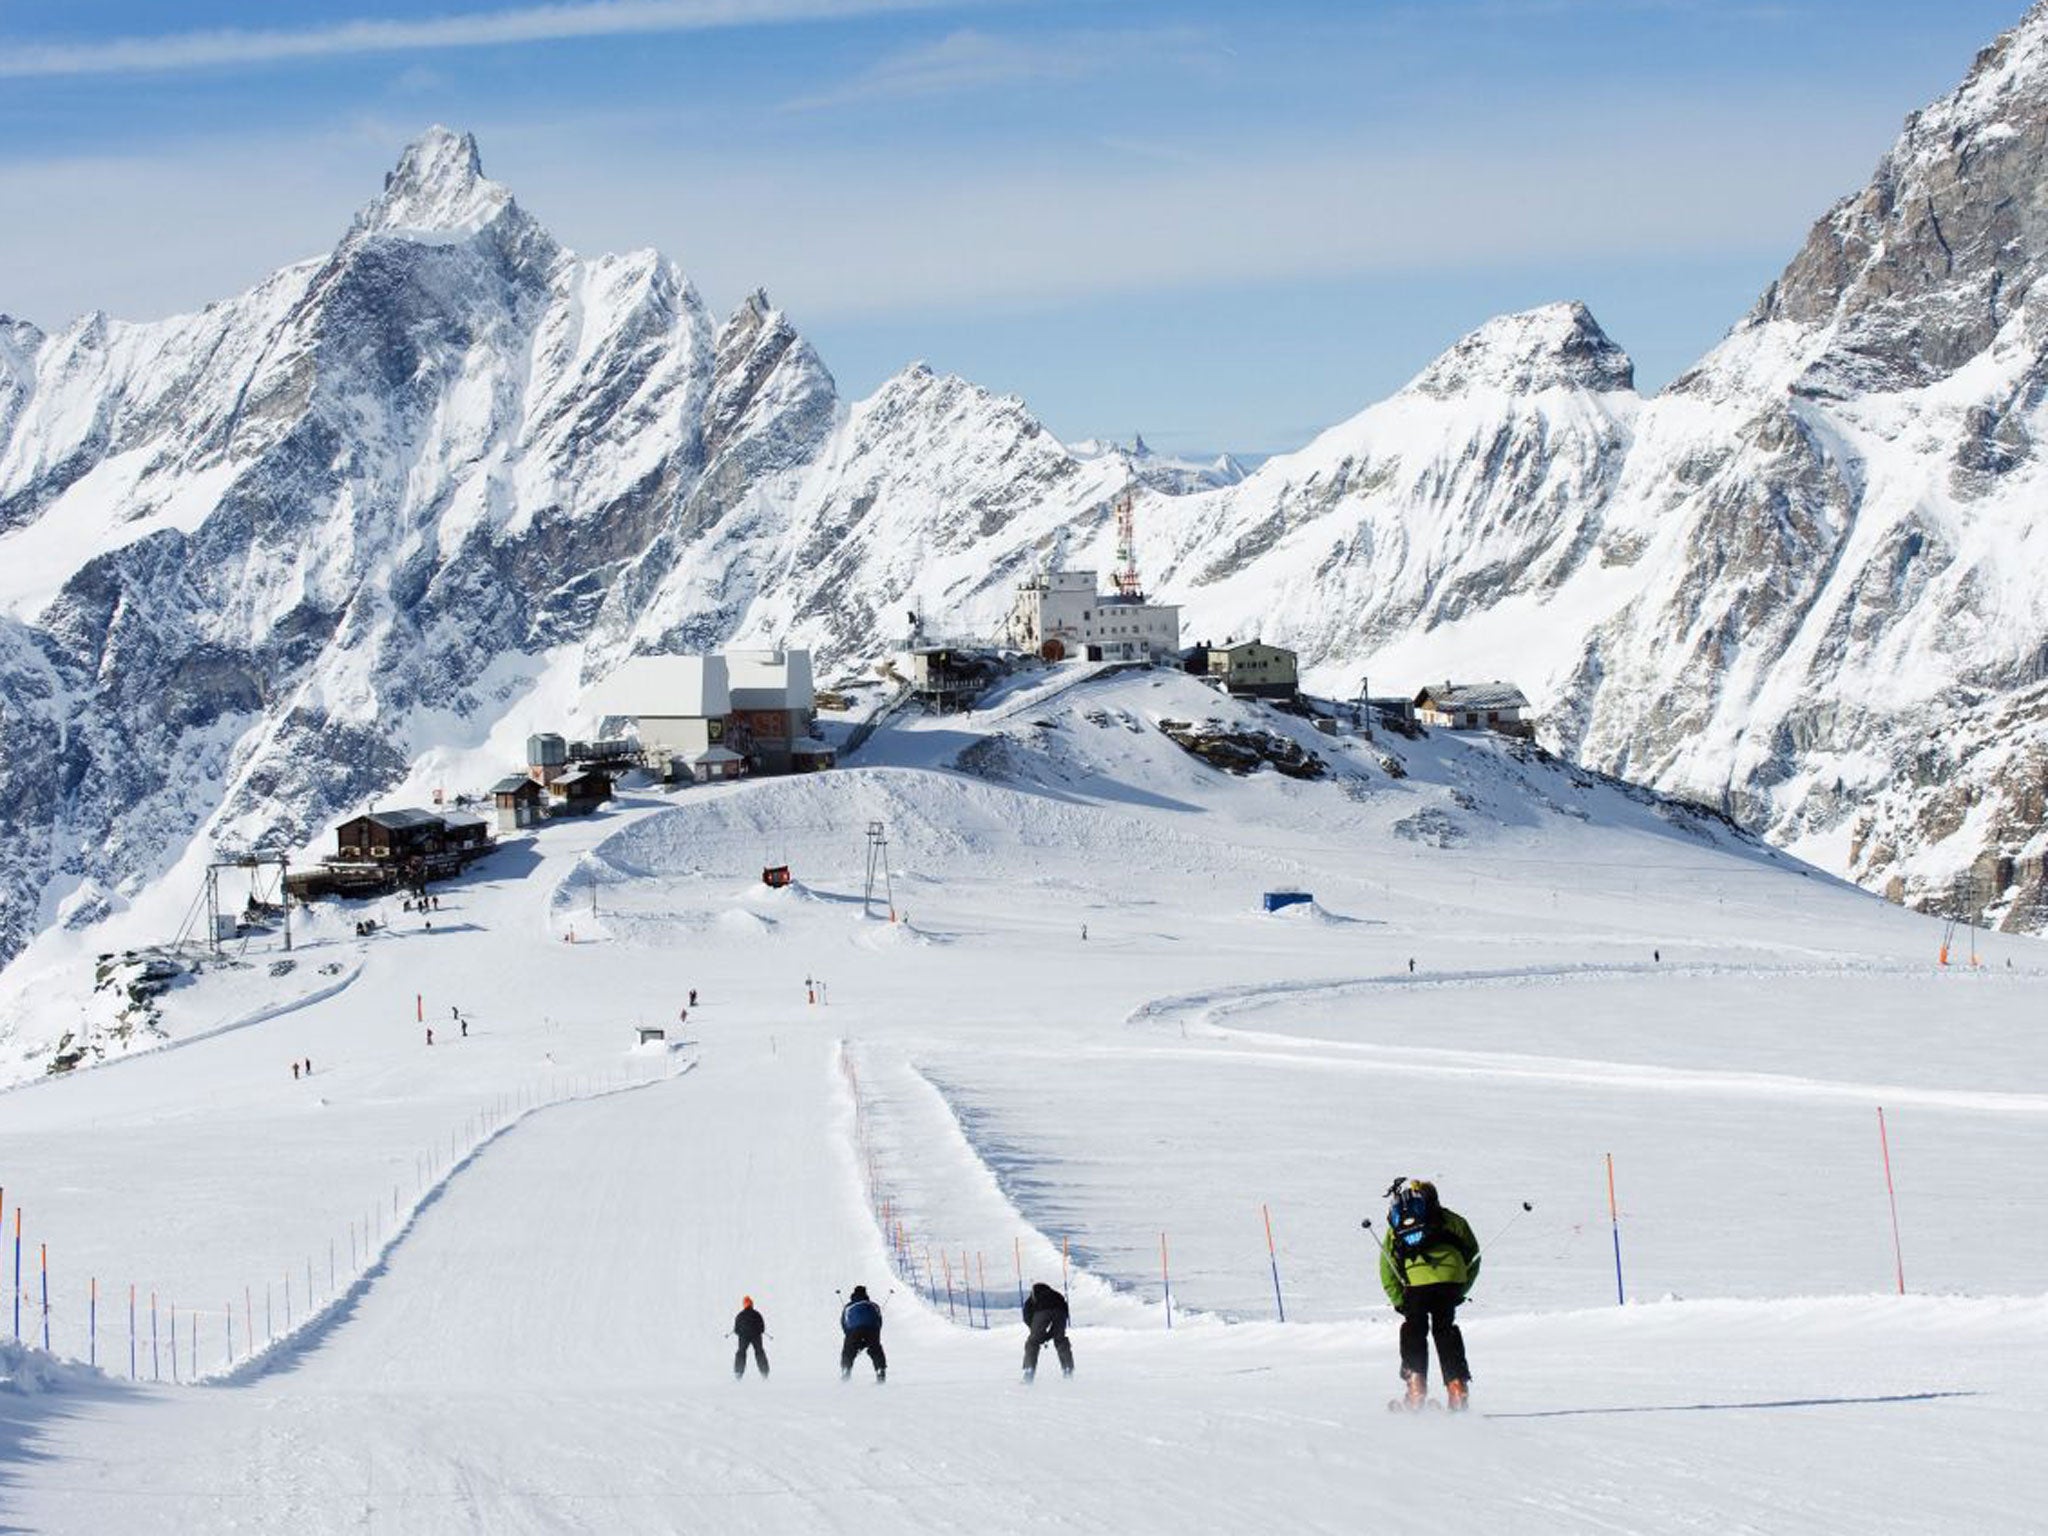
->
xmin=0 ymin=0 xmax=2031 ymax=455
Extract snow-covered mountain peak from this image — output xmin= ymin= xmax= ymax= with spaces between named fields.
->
xmin=1401 ymin=301 xmax=1636 ymax=399
xmin=1746 ymin=3 xmax=2048 ymax=393
xmin=1068 ymin=434 xmax=1249 ymax=494
xmin=352 ymin=125 xmax=515 ymax=240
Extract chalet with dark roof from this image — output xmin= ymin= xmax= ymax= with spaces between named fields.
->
xmin=1413 ymin=681 xmax=1534 ymax=738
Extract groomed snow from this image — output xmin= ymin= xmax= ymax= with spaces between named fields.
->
xmin=1 ymin=670 xmax=2042 ymax=1532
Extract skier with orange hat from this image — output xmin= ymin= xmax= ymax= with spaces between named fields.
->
xmin=732 ymin=1296 xmax=769 ymax=1379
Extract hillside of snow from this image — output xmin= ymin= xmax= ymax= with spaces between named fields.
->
xmin=0 ymin=668 xmax=2041 ymax=1532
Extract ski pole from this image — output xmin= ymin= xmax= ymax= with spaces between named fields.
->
xmin=1483 ymin=1202 xmax=1535 ymax=1248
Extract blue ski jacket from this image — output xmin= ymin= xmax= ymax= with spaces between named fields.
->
xmin=841 ymin=1299 xmax=883 ymax=1332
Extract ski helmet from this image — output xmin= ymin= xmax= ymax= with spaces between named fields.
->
xmin=1387 ymin=1179 xmax=1440 ymax=1250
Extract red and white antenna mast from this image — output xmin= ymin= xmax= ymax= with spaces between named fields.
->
xmin=1112 ymin=491 xmax=1144 ymax=599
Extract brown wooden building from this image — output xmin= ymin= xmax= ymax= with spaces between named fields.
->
xmin=548 ymin=769 xmax=615 ymax=817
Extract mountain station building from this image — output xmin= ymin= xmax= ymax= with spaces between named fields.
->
xmin=1004 ymin=570 xmax=1181 ymax=663
xmin=589 ymin=649 xmax=829 ymax=780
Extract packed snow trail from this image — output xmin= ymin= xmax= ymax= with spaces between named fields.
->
xmin=10 ymin=1024 xmax=2045 ymax=1534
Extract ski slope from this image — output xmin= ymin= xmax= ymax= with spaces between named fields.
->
xmin=1 ymin=670 xmax=2044 ymax=1533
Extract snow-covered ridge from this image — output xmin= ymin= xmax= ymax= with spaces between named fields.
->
xmin=5 ymin=0 xmax=2048 ymax=997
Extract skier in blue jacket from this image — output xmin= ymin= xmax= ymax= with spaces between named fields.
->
xmin=839 ymin=1285 xmax=887 ymax=1383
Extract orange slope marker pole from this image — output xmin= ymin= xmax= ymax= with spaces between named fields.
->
xmin=1878 ymin=1107 xmax=1906 ymax=1295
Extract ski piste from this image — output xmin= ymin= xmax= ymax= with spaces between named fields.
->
xmin=0 ymin=669 xmax=2037 ymax=1530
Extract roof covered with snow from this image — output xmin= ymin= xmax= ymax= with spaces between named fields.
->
xmin=589 ymin=654 xmax=730 ymax=720
xmin=726 ymin=648 xmax=813 ymax=710
xmin=358 ymin=809 xmax=445 ymax=830
xmin=1414 ymin=682 xmax=1531 ymax=712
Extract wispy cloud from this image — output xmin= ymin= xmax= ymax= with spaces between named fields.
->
xmin=782 ymin=24 xmax=1222 ymax=111
xmin=0 ymin=85 xmax=1891 ymax=333
xmin=0 ymin=0 xmax=975 ymax=79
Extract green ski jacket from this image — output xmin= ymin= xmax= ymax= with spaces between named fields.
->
xmin=1379 ymin=1208 xmax=1481 ymax=1306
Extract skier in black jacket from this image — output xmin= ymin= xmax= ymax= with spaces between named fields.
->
xmin=839 ymin=1285 xmax=887 ymax=1382
xmin=1020 ymin=1281 xmax=1073 ymax=1382
xmin=732 ymin=1296 xmax=769 ymax=1379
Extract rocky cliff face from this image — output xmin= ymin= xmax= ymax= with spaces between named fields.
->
xmin=6 ymin=3 xmax=2048 ymax=981
xmin=1145 ymin=5 xmax=2048 ymax=934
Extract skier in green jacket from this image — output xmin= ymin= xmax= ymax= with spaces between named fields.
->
xmin=1378 ymin=1178 xmax=1481 ymax=1411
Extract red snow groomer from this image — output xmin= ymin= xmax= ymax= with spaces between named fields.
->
xmin=761 ymin=865 xmax=793 ymax=888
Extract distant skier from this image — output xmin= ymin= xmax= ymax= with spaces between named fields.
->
xmin=1020 ymin=1281 xmax=1073 ymax=1382
xmin=1378 ymin=1178 xmax=1481 ymax=1412
xmin=292 ymin=1061 xmax=301 ymax=1081
xmin=732 ymin=1296 xmax=769 ymax=1379
xmin=839 ymin=1285 xmax=887 ymax=1383
xmin=304 ymin=1057 xmax=312 ymax=1076
xmin=426 ymin=1027 xmax=434 ymax=1047
xmin=1407 ymin=957 xmax=1415 ymax=975
xmin=688 ymin=988 xmax=698 ymax=1008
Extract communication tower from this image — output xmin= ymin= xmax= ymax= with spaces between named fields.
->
xmin=1112 ymin=491 xmax=1144 ymax=600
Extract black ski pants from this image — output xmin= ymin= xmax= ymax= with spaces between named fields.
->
xmin=734 ymin=1339 xmax=769 ymax=1377
xmin=1398 ymin=1283 xmax=1470 ymax=1384
xmin=840 ymin=1327 xmax=886 ymax=1377
xmin=1023 ymin=1313 xmax=1073 ymax=1375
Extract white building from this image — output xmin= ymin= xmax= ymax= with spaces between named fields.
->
xmin=587 ymin=649 xmax=827 ymax=779
xmin=587 ymin=653 xmax=741 ymax=781
xmin=1004 ymin=570 xmax=1181 ymax=663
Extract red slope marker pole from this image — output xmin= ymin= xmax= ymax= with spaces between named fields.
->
xmin=1878 ymin=1107 xmax=1906 ymax=1295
